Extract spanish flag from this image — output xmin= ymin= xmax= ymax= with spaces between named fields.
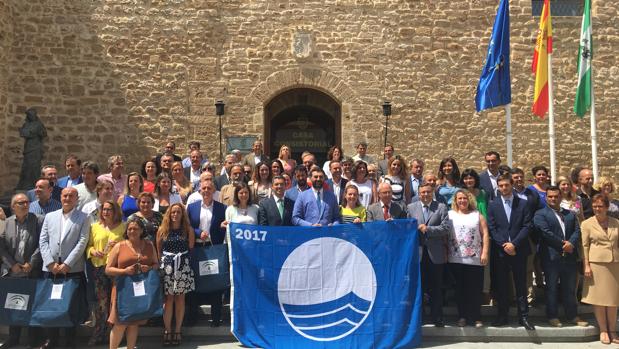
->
xmin=532 ymin=0 xmax=553 ymax=118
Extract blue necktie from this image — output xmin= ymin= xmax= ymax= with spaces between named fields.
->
xmin=504 ymin=199 xmax=512 ymax=223
xmin=316 ymin=191 xmax=322 ymax=211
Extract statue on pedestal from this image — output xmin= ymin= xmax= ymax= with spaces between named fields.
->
xmin=16 ymin=108 xmax=47 ymax=190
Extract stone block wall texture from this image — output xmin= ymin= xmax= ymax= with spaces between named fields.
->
xmin=1 ymin=0 xmax=617 ymax=193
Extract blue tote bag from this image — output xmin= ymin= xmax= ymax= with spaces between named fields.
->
xmin=0 ymin=277 xmax=37 ymax=326
xmin=30 ymin=276 xmax=87 ymax=327
xmin=116 ymin=269 xmax=163 ymax=322
xmin=190 ymin=243 xmax=230 ymax=293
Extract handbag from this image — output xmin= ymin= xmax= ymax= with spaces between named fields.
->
xmin=0 ymin=277 xmax=37 ymax=326
xmin=116 ymin=269 xmax=163 ymax=322
xmin=30 ymin=275 xmax=87 ymax=327
xmin=190 ymin=242 xmax=230 ymax=293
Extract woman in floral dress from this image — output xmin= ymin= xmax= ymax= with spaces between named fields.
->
xmin=156 ymin=203 xmax=195 ymax=346
xmin=448 ymin=189 xmax=490 ymax=327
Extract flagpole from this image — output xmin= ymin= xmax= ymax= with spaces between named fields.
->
xmin=505 ymin=104 xmax=513 ymax=167
xmin=547 ymin=54 xmax=556 ymax=185
xmin=590 ymin=78 xmax=598 ymax=180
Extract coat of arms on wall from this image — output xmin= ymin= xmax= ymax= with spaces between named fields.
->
xmin=292 ymin=28 xmax=312 ymax=59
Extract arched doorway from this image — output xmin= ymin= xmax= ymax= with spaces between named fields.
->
xmin=264 ymin=88 xmax=341 ymax=165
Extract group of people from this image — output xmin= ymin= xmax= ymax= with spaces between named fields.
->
xmin=0 ymin=139 xmax=618 ymax=348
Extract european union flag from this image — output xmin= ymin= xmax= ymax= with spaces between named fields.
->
xmin=230 ymin=220 xmax=422 ymax=349
xmin=475 ymin=0 xmax=511 ymax=112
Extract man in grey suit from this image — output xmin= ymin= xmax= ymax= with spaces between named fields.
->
xmin=377 ymin=143 xmax=394 ymax=178
xmin=242 ymin=140 xmax=270 ymax=169
xmin=407 ymin=183 xmax=450 ymax=327
xmin=0 ymin=193 xmax=44 ymax=349
xmin=38 ymin=187 xmax=90 ymax=349
xmin=366 ymin=182 xmax=407 ymax=221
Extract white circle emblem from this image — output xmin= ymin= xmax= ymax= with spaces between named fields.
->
xmin=277 ymin=237 xmax=377 ymax=341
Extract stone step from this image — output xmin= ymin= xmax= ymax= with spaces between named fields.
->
xmin=425 ymin=303 xmax=594 ymax=317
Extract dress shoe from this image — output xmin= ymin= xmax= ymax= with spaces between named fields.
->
xmin=433 ymin=320 xmax=445 ymax=328
xmin=548 ymin=318 xmax=562 ymax=327
xmin=519 ymin=317 xmax=536 ymax=330
xmin=0 ymin=339 xmax=18 ymax=349
xmin=491 ymin=317 xmax=508 ymax=327
xmin=38 ymin=339 xmax=54 ymax=349
xmin=569 ymin=316 xmax=589 ymax=327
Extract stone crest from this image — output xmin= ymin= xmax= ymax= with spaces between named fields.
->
xmin=292 ymin=29 xmax=312 ymax=59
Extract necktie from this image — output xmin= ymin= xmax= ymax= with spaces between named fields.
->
xmin=423 ymin=205 xmax=429 ymax=222
xmin=316 ymin=191 xmax=322 ymax=211
xmin=383 ymin=205 xmax=389 ymax=220
xmin=504 ymin=199 xmax=512 ymax=223
xmin=277 ymin=199 xmax=284 ymax=220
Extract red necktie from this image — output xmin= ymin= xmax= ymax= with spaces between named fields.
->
xmin=383 ymin=205 xmax=389 ymax=220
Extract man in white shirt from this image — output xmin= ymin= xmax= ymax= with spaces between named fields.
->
xmin=73 ymin=161 xmax=100 ymax=211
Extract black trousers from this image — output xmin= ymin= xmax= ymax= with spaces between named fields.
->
xmin=187 ymin=291 xmax=224 ymax=323
xmin=450 ymin=263 xmax=484 ymax=322
xmin=492 ymin=250 xmax=529 ymax=317
xmin=421 ymin=247 xmax=444 ymax=322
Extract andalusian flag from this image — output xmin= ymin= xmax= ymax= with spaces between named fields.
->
xmin=532 ymin=0 xmax=552 ymax=118
xmin=574 ymin=0 xmax=592 ymax=117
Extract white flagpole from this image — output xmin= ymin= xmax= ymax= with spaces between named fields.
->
xmin=590 ymin=77 xmax=598 ymax=180
xmin=548 ymin=54 xmax=556 ymax=185
xmin=505 ymin=104 xmax=513 ymax=167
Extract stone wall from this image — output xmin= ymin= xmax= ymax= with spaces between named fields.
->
xmin=0 ymin=0 xmax=11 ymax=188
xmin=2 ymin=0 xmax=618 ymax=193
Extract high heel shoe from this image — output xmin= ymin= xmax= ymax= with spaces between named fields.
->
xmin=172 ymin=332 xmax=182 ymax=346
xmin=163 ymin=330 xmax=172 ymax=346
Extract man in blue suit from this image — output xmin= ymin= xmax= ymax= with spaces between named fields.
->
xmin=292 ymin=168 xmax=340 ymax=226
xmin=56 ymin=154 xmax=83 ymax=188
xmin=487 ymin=174 xmax=534 ymax=330
xmin=325 ymin=161 xmax=347 ymax=205
xmin=534 ymin=186 xmax=588 ymax=328
xmin=38 ymin=187 xmax=90 ymax=349
xmin=186 ymin=181 xmax=227 ymax=327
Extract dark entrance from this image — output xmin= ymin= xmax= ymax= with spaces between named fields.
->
xmin=264 ymin=88 xmax=341 ymax=165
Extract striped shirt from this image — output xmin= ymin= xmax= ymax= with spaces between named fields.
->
xmin=29 ymin=199 xmax=62 ymax=215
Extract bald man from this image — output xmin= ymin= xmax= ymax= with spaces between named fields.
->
xmin=366 ymin=182 xmax=407 ymax=221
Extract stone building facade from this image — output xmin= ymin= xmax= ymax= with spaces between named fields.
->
xmin=0 ymin=0 xmax=617 ymax=193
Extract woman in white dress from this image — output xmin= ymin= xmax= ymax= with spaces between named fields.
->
xmin=349 ymin=160 xmax=377 ymax=208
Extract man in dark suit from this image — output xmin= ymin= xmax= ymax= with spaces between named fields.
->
xmin=258 ymin=176 xmax=294 ymax=226
xmin=487 ymin=174 xmax=535 ymax=330
xmin=56 ymin=154 xmax=82 ymax=188
xmin=534 ymin=186 xmax=588 ymax=328
xmin=366 ymin=182 xmax=407 ymax=221
xmin=292 ymin=168 xmax=340 ymax=226
xmin=377 ymin=143 xmax=394 ymax=178
xmin=407 ymin=183 xmax=450 ymax=327
xmin=325 ymin=161 xmax=347 ymax=205
xmin=479 ymin=151 xmax=501 ymax=202
xmin=186 ymin=180 xmax=227 ymax=327
xmin=214 ymin=154 xmax=235 ymax=190
xmin=26 ymin=165 xmax=62 ymax=203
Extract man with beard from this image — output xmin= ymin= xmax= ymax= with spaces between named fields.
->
xmin=292 ymin=168 xmax=340 ymax=226
xmin=219 ymin=164 xmax=244 ymax=206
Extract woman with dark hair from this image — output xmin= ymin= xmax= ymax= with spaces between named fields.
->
xmin=118 ymin=172 xmax=144 ymax=220
xmin=349 ymin=160 xmax=377 ymax=208
xmin=156 ymin=203 xmax=195 ymax=346
xmin=340 ymin=184 xmax=366 ymax=223
xmin=106 ymin=217 xmax=158 ymax=349
xmin=437 ymin=157 xmax=461 ymax=207
xmin=249 ymin=161 xmax=272 ymax=204
xmin=528 ymin=165 xmax=550 ymax=208
xmin=128 ymin=192 xmax=163 ymax=241
xmin=581 ymin=194 xmax=619 ymax=344
xmin=460 ymin=168 xmax=488 ymax=218
xmin=154 ymin=173 xmax=182 ymax=214
xmin=380 ymin=155 xmax=412 ymax=205
xmin=221 ymin=182 xmax=260 ymax=232
xmin=323 ymin=145 xmax=345 ymax=179
xmin=270 ymin=159 xmax=284 ymax=177
xmin=141 ymin=159 xmax=160 ymax=193
xmin=87 ymin=200 xmax=125 ymax=345
xmin=277 ymin=144 xmax=296 ymax=175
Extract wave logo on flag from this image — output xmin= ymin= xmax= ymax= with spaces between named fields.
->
xmin=277 ymin=237 xmax=377 ymax=341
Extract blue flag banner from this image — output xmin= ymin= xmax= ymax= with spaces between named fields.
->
xmin=230 ymin=220 xmax=422 ymax=349
xmin=475 ymin=0 xmax=511 ymax=112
